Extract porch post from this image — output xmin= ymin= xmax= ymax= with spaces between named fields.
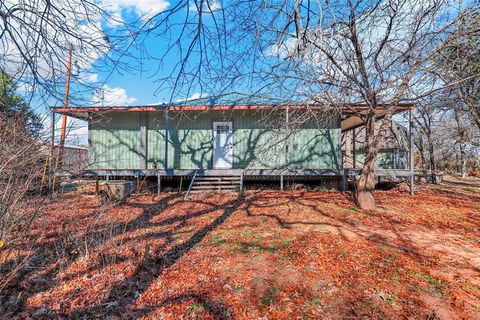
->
xmin=352 ymin=128 xmax=356 ymax=169
xmin=409 ymin=107 xmax=414 ymax=195
xmin=285 ymin=106 xmax=289 ymax=167
xmin=165 ymin=108 xmax=169 ymax=171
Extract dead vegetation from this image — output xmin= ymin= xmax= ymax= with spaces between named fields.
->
xmin=0 ymin=179 xmax=479 ymax=319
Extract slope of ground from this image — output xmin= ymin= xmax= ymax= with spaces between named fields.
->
xmin=1 ymin=178 xmax=479 ymax=319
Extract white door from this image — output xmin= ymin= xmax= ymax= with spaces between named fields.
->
xmin=213 ymin=122 xmax=233 ymax=169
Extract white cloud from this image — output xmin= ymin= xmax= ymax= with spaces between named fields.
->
xmin=103 ymin=0 xmax=170 ymax=25
xmin=92 ymin=85 xmax=136 ymax=105
xmin=189 ymin=0 xmax=221 ymax=14
xmin=79 ymin=72 xmax=98 ymax=83
xmin=16 ymin=82 xmax=34 ymax=92
xmin=107 ymin=10 xmax=124 ymax=27
xmin=0 ymin=0 xmax=109 ymax=94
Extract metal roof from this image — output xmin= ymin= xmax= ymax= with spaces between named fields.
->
xmin=170 ymin=92 xmax=286 ymax=107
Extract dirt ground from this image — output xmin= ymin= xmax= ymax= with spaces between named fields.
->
xmin=1 ymin=177 xmax=479 ymax=319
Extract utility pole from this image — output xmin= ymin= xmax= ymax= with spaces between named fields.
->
xmin=60 ymin=44 xmax=73 ymax=148
xmin=52 ymin=44 xmax=73 ymax=192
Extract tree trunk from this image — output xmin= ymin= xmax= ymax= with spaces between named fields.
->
xmin=416 ymin=137 xmax=427 ymax=173
xmin=426 ymin=132 xmax=437 ymax=184
xmin=356 ymin=117 xmax=379 ymax=210
xmin=455 ymin=110 xmax=468 ymax=178
xmin=357 ymin=159 xmax=377 ymax=210
xmin=459 ymin=142 xmax=467 ymax=178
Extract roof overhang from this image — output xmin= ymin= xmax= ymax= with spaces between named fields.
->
xmin=340 ymin=104 xmax=413 ymax=132
xmin=51 ymin=103 xmax=414 ymax=128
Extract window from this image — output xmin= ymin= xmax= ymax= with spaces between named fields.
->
xmin=216 ymin=125 xmax=230 ymax=134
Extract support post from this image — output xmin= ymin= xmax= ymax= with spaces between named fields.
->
xmin=409 ymin=108 xmax=414 ymax=195
xmin=280 ymin=175 xmax=284 ymax=191
xmin=239 ymin=170 xmax=244 ymax=195
xmin=352 ymin=128 xmax=356 ymax=169
xmin=157 ymin=173 xmax=161 ymax=195
xmin=164 ymin=108 xmax=169 ymax=171
xmin=285 ymin=107 xmax=289 ymax=167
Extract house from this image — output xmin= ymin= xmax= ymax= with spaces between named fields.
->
xmin=51 ymin=93 xmax=414 ymax=191
xmin=342 ymin=120 xmax=409 ymax=170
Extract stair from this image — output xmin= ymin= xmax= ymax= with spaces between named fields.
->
xmin=185 ymin=172 xmax=243 ymax=198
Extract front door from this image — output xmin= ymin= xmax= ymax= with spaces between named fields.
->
xmin=212 ymin=122 xmax=233 ymax=169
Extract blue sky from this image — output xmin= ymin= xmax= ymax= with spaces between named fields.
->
xmin=34 ymin=0 xmax=228 ymax=144
xmin=40 ymin=0 xmax=227 ymax=112
xmin=89 ymin=1 xmax=204 ymax=106
xmin=37 ymin=0 xmax=214 ymax=144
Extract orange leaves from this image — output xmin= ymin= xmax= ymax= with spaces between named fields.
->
xmin=2 ymin=182 xmax=480 ymax=318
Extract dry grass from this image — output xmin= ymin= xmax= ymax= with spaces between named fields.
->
xmin=1 ymin=178 xmax=479 ymax=319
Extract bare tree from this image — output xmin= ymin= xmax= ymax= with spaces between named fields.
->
xmin=434 ymin=5 xmax=480 ymax=131
xmin=0 ymin=113 xmax=45 ymax=290
xmin=0 ymin=0 xmax=137 ymax=291
xmin=0 ymin=0 xmax=137 ymax=105
xmin=144 ymin=0 xmax=474 ymax=209
xmin=412 ymin=94 xmax=449 ymax=182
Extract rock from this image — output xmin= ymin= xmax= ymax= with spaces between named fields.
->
xmin=34 ymin=308 xmax=47 ymax=316
xmin=103 ymin=301 xmax=118 ymax=308
xmin=397 ymin=182 xmax=411 ymax=193
xmin=100 ymin=181 xmax=136 ymax=201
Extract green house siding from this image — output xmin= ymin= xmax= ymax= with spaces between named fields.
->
xmin=89 ymin=112 xmax=142 ymax=169
xmin=88 ymin=110 xmax=341 ymax=170
xmin=233 ymin=110 xmax=286 ymax=169
xmin=147 ymin=112 xmax=167 ymax=169
xmin=289 ymin=115 xmax=341 ymax=169
xmin=168 ymin=112 xmax=213 ymax=169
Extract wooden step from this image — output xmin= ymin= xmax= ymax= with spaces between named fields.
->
xmin=191 ymin=185 xmax=239 ymax=190
xmin=185 ymin=172 xmax=243 ymax=198
xmin=195 ymin=176 xmax=241 ymax=181
xmin=194 ymin=180 xmax=240 ymax=184
xmin=189 ymin=189 xmax=239 ymax=193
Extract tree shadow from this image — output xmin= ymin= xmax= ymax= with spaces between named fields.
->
xmin=63 ymin=194 xmax=244 ymax=318
xmin=3 ymin=186 xmax=475 ymax=318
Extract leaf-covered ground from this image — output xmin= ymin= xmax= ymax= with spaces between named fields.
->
xmin=1 ymin=178 xmax=479 ymax=319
